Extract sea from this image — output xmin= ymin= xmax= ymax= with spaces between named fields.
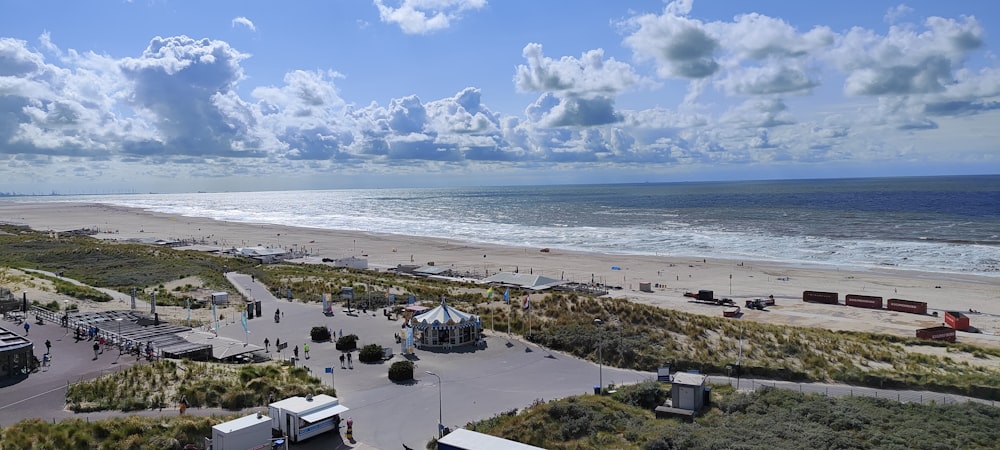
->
xmin=16 ymin=175 xmax=1000 ymax=277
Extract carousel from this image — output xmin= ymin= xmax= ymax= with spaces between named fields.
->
xmin=409 ymin=299 xmax=482 ymax=349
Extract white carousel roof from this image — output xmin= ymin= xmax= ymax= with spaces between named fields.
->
xmin=412 ymin=300 xmax=477 ymax=326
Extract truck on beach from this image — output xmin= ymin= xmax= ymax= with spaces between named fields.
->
xmin=683 ymin=290 xmax=736 ymax=306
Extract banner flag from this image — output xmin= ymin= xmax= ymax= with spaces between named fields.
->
xmin=523 ymin=293 xmax=531 ymax=310
xmin=241 ymin=311 xmax=250 ymax=334
xmin=503 ymin=288 xmax=510 ymax=304
xmin=212 ymin=302 xmax=219 ymax=333
xmin=486 ymin=287 xmax=494 ymax=301
xmin=408 ymin=295 xmax=415 ymax=304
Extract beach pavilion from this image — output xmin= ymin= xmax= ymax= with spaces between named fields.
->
xmin=481 ymin=272 xmax=566 ymax=291
xmin=410 ymin=300 xmax=481 ymax=349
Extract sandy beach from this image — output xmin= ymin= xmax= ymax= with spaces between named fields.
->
xmin=2 ymin=201 xmax=999 ymax=348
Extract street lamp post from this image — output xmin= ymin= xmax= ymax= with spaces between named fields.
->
xmin=113 ymin=318 xmax=124 ymax=364
xmin=426 ymin=371 xmax=443 ymax=437
xmin=593 ymin=318 xmax=603 ymax=394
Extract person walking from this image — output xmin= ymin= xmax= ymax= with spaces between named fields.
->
xmin=45 ymin=339 xmax=51 ymax=354
xmin=303 ymin=343 xmax=310 ymax=359
xmin=346 ymin=352 xmax=353 ymax=369
xmin=339 ymin=353 xmax=345 ymax=368
xmin=293 ymin=345 xmax=299 ymax=360
xmin=264 ymin=338 xmax=270 ymax=352
xmin=92 ymin=342 xmax=100 ymax=359
xmin=23 ymin=321 xmax=29 ymax=336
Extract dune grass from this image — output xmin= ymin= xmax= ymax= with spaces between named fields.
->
xmin=466 ymin=381 xmax=1000 ymax=449
xmin=66 ymin=359 xmax=335 ymax=412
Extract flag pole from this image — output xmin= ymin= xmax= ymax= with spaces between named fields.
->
xmin=503 ymin=288 xmax=511 ymax=339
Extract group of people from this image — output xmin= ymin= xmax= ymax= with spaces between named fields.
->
xmin=74 ymin=325 xmax=103 ymax=342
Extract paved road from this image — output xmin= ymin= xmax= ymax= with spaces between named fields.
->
xmin=0 ymin=314 xmax=143 ymax=425
xmin=2 ymin=273 xmax=995 ymax=450
xmin=224 ymin=272 xmax=652 ymax=449
xmin=705 ymin=375 xmax=998 ymax=407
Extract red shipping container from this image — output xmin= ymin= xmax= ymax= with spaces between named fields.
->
xmin=944 ymin=311 xmax=970 ymax=331
xmin=887 ymin=298 xmax=928 ymax=315
xmin=845 ymin=294 xmax=883 ymax=309
xmin=916 ymin=326 xmax=956 ymax=342
xmin=803 ymin=290 xmax=838 ymax=304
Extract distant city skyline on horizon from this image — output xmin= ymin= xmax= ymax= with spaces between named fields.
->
xmin=1 ymin=0 xmax=999 ymax=193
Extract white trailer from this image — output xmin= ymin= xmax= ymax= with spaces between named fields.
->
xmin=268 ymin=394 xmax=349 ymax=443
xmin=211 ymin=412 xmax=272 ymax=450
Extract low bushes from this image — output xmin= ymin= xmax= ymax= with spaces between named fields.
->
xmin=310 ymin=326 xmax=332 ymax=342
xmin=358 ymin=343 xmax=383 ymax=363
xmin=389 ymin=360 xmax=414 ymax=382
xmin=336 ymin=334 xmax=358 ymax=351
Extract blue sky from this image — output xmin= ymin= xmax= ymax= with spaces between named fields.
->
xmin=1 ymin=0 xmax=998 ymax=194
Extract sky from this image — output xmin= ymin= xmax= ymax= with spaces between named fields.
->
xmin=1 ymin=0 xmax=999 ymax=194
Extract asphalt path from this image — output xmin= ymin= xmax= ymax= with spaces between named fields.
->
xmin=223 ymin=273 xmax=652 ymax=449
xmin=2 ymin=273 xmax=995 ymax=450
xmin=0 ymin=314 xmax=144 ymax=425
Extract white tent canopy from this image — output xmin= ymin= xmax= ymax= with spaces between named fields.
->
xmin=412 ymin=301 xmax=475 ymax=326
xmin=481 ymin=272 xmax=565 ymax=291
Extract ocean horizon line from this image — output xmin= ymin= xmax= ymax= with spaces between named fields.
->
xmin=2 ymin=173 xmax=998 ymax=197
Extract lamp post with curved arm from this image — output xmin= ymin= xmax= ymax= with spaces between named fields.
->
xmin=426 ymin=371 xmax=443 ymax=437
xmin=593 ymin=318 xmax=603 ymax=394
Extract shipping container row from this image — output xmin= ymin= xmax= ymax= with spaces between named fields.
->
xmin=944 ymin=311 xmax=970 ymax=331
xmin=886 ymin=298 xmax=928 ymax=315
xmin=802 ymin=291 xmax=929 ymax=315
xmin=845 ymin=294 xmax=883 ymax=309
xmin=802 ymin=290 xmax=839 ymax=304
xmin=915 ymin=326 xmax=956 ymax=342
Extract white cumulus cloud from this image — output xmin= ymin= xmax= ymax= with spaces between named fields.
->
xmin=373 ymin=0 xmax=487 ymax=35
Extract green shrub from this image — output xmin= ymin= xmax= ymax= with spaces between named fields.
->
xmin=336 ymin=334 xmax=358 ymax=351
xmin=358 ymin=344 xmax=383 ymax=363
xmin=388 ymin=360 xmax=414 ymax=382
xmin=310 ymin=326 xmax=332 ymax=342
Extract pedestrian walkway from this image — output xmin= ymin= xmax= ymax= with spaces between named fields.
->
xmin=4 ymin=271 xmax=997 ymax=450
xmin=706 ymin=375 xmax=998 ymax=407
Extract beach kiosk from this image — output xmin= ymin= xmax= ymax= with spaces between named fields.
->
xmin=268 ymin=394 xmax=349 ymax=443
xmin=210 ymin=412 xmax=272 ymax=450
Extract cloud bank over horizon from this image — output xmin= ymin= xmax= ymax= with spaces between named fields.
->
xmin=0 ymin=1 xmax=998 ymax=192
